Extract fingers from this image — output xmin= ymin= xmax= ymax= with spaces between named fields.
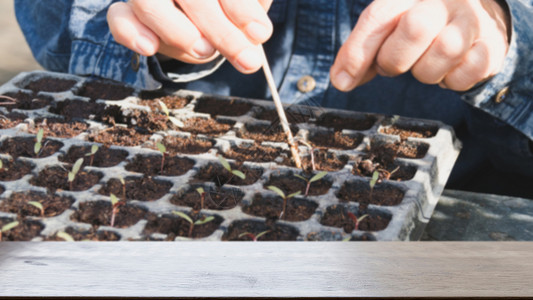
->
xmin=178 ymin=0 xmax=271 ymax=73
xmin=330 ymin=0 xmax=418 ymax=91
xmin=107 ymin=2 xmax=160 ymax=56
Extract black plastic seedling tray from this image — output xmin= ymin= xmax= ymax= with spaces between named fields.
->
xmin=0 ymin=71 xmax=461 ymax=241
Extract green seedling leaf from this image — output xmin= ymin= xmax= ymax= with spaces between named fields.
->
xmin=110 ymin=193 xmax=119 ymax=206
xmin=309 ymin=171 xmax=328 ymax=183
xmin=194 ymin=216 xmax=215 ymax=225
xmin=288 ymin=191 xmax=301 ymax=198
xmin=118 ymin=176 xmax=125 ymax=185
xmin=217 ymin=155 xmax=232 ymax=172
xmin=342 ymin=236 xmax=352 ymax=242
xmin=293 ymin=174 xmax=308 ymax=182
xmin=0 ymin=160 xmax=3 ymax=169
xmin=267 ymin=185 xmax=285 ymax=198
xmin=196 ymin=187 xmax=205 ymax=195
xmin=156 ymin=142 xmax=166 ymax=154
xmin=370 ymin=170 xmax=379 ymax=189
xmin=232 ymin=170 xmax=246 ymax=180
xmin=67 ymin=172 xmax=75 ymax=183
xmin=173 ymin=211 xmax=193 ymax=224
xmin=36 ymin=128 xmax=44 ymax=143
xmin=28 ymin=201 xmax=44 ymax=215
xmin=255 ymin=230 xmax=270 ymax=240
xmin=358 ymin=214 xmax=369 ymax=223
xmin=1 ymin=221 xmax=19 ymax=233
xmin=85 ymin=144 xmax=99 ymax=156
xmin=72 ymin=158 xmax=84 ymax=175
xmin=34 ymin=142 xmax=42 ymax=155
xmin=56 ymin=231 xmax=75 ymax=242
xmin=158 ymin=100 xmax=170 ymax=116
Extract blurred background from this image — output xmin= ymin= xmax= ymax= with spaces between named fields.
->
xmin=0 ymin=1 xmax=42 ymax=85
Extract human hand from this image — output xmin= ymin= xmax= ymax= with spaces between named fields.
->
xmin=107 ymin=0 xmax=273 ymax=73
xmin=330 ymin=0 xmax=511 ymax=92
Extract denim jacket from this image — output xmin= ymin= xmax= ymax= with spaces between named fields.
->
xmin=14 ymin=0 xmax=533 ymax=193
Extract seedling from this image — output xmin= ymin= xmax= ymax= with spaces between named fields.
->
xmin=56 ymin=231 xmax=75 ymax=242
xmin=34 ymin=128 xmax=44 ymax=157
xmin=68 ymin=158 xmax=84 ymax=190
xmin=347 ymin=212 xmax=369 ymax=231
xmin=298 ymin=139 xmax=318 ymax=171
xmin=156 ymin=142 xmax=167 ymax=174
xmin=173 ymin=211 xmax=215 ymax=238
xmin=85 ymin=144 xmax=99 ymax=166
xmin=0 ymin=220 xmax=19 ymax=241
xmin=218 ymin=155 xmax=246 ymax=180
xmin=196 ymin=187 xmax=206 ymax=211
xmin=0 ymin=95 xmax=17 ymax=106
xmin=294 ymin=171 xmax=328 ymax=197
xmin=267 ymin=185 xmax=301 ymax=220
xmin=109 ymin=193 xmax=124 ymax=227
xmin=238 ymin=230 xmax=270 ymax=242
xmin=0 ymin=159 xmax=6 ymax=172
xmin=28 ymin=201 xmax=44 ymax=217
xmin=158 ymin=99 xmax=184 ymax=127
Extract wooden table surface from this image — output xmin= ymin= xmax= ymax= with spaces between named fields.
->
xmin=1 ymin=242 xmax=532 ymax=298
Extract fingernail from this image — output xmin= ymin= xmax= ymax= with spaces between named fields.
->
xmin=333 ymin=70 xmax=354 ymax=91
xmin=135 ymin=36 xmax=156 ymax=55
xmin=246 ymin=22 xmax=271 ymax=42
xmin=192 ymin=38 xmax=215 ymax=58
xmin=235 ymin=48 xmax=262 ymax=72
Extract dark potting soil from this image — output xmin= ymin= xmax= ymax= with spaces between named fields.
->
xmin=125 ymin=154 xmax=195 ymax=176
xmin=280 ymin=149 xmax=348 ymax=172
xmin=139 ymin=95 xmax=191 ymax=111
xmin=72 ymin=200 xmax=151 ymax=228
xmin=222 ymin=219 xmax=299 ymax=241
xmin=0 ymin=158 xmax=34 ymax=181
xmin=170 ymin=184 xmax=244 ymax=211
xmin=309 ymin=131 xmax=363 ymax=150
xmin=316 ymin=113 xmax=376 ymax=131
xmin=237 ymin=123 xmax=298 ymax=143
xmin=88 ymin=126 xmax=151 ymax=147
xmin=0 ymin=191 xmax=74 ymax=217
xmin=397 ymin=142 xmax=429 ymax=159
xmin=1 ymin=91 xmax=51 ymax=111
xmin=255 ymin=108 xmax=314 ymax=124
xmin=319 ymin=205 xmax=391 ymax=233
xmin=76 ymin=80 xmax=134 ymax=101
xmin=48 ymin=99 xmax=123 ymax=123
xmin=59 ymin=144 xmax=129 ymax=168
xmin=30 ymin=165 xmax=103 ymax=192
xmin=0 ymin=112 xmax=26 ymax=129
xmin=23 ymin=77 xmax=77 ymax=93
xmin=46 ymin=227 xmax=121 ymax=241
xmin=265 ymin=173 xmax=332 ymax=196
xmin=191 ymin=162 xmax=263 ymax=186
xmin=99 ymin=176 xmax=173 ymax=201
xmin=126 ymin=109 xmax=180 ymax=132
xmin=0 ymin=185 xmax=4 ymax=195
xmin=159 ymin=135 xmax=214 ymax=155
xmin=222 ymin=144 xmax=285 ymax=163
xmin=0 ymin=136 xmax=63 ymax=158
xmin=194 ymin=97 xmax=252 ymax=117
xmin=380 ymin=123 xmax=438 ymax=140
xmin=0 ymin=217 xmax=44 ymax=241
xmin=242 ymin=193 xmax=318 ymax=222
xmin=337 ymin=180 xmax=405 ymax=211
xmin=143 ymin=212 xmax=223 ymax=239
xmin=28 ymin=118 xmax=89 ymax=138
xmin=181 ymin=117 xmax=233 ymax=136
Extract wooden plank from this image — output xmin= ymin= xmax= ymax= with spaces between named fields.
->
xmin=1 ymin=242 xmax=532 ymax=298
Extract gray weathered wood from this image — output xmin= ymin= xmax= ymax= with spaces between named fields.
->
xmin=1 ymin=242 xmax=532 ymax=298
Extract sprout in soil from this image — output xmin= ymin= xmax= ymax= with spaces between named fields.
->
xmin=0 ymin=220 xmax=19 ymax=241
xmin=238 ymin=230 xmax=270 ymax=242
xmin=0 ymin=159 xmax=6 ymax=172
xmin=109 ymin=193 xmax=124 ymax=228
xmin=196 ymin=187 xmax=206 ymax=211
xmin=294 ymin=171 xmax=328 ymax=197
xmin=267 ymin=185 xmax=301 ymax=220
xmin=173 ymin=211 xmax=215 ymax=238
xmin=158 ymin=99 xmax=184 ymax=128
xmin=156 ymin=142 xmax=167 ymax=175
xmin=68 ymin=158 xmax=84 ymax=190
xmin=297 ymin=139 xmax=318 ymax=171
xmin=34 ymin=128 xmax=44 ymax=157
xmin=85 ymin=144 xmax=99 ymax=166
xmin=56 ymin=231 xmax=75 ymax=242
xmin=28 ymin=201 xmax=44 ymax=217
xmin=218 ymin=155 xmax=246 ymax=180
xmin=347 ymin=212 xmax=369 ymax=231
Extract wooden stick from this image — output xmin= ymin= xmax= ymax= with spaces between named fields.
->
xmin=259 ymin=46 xmax=302 ymax=169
